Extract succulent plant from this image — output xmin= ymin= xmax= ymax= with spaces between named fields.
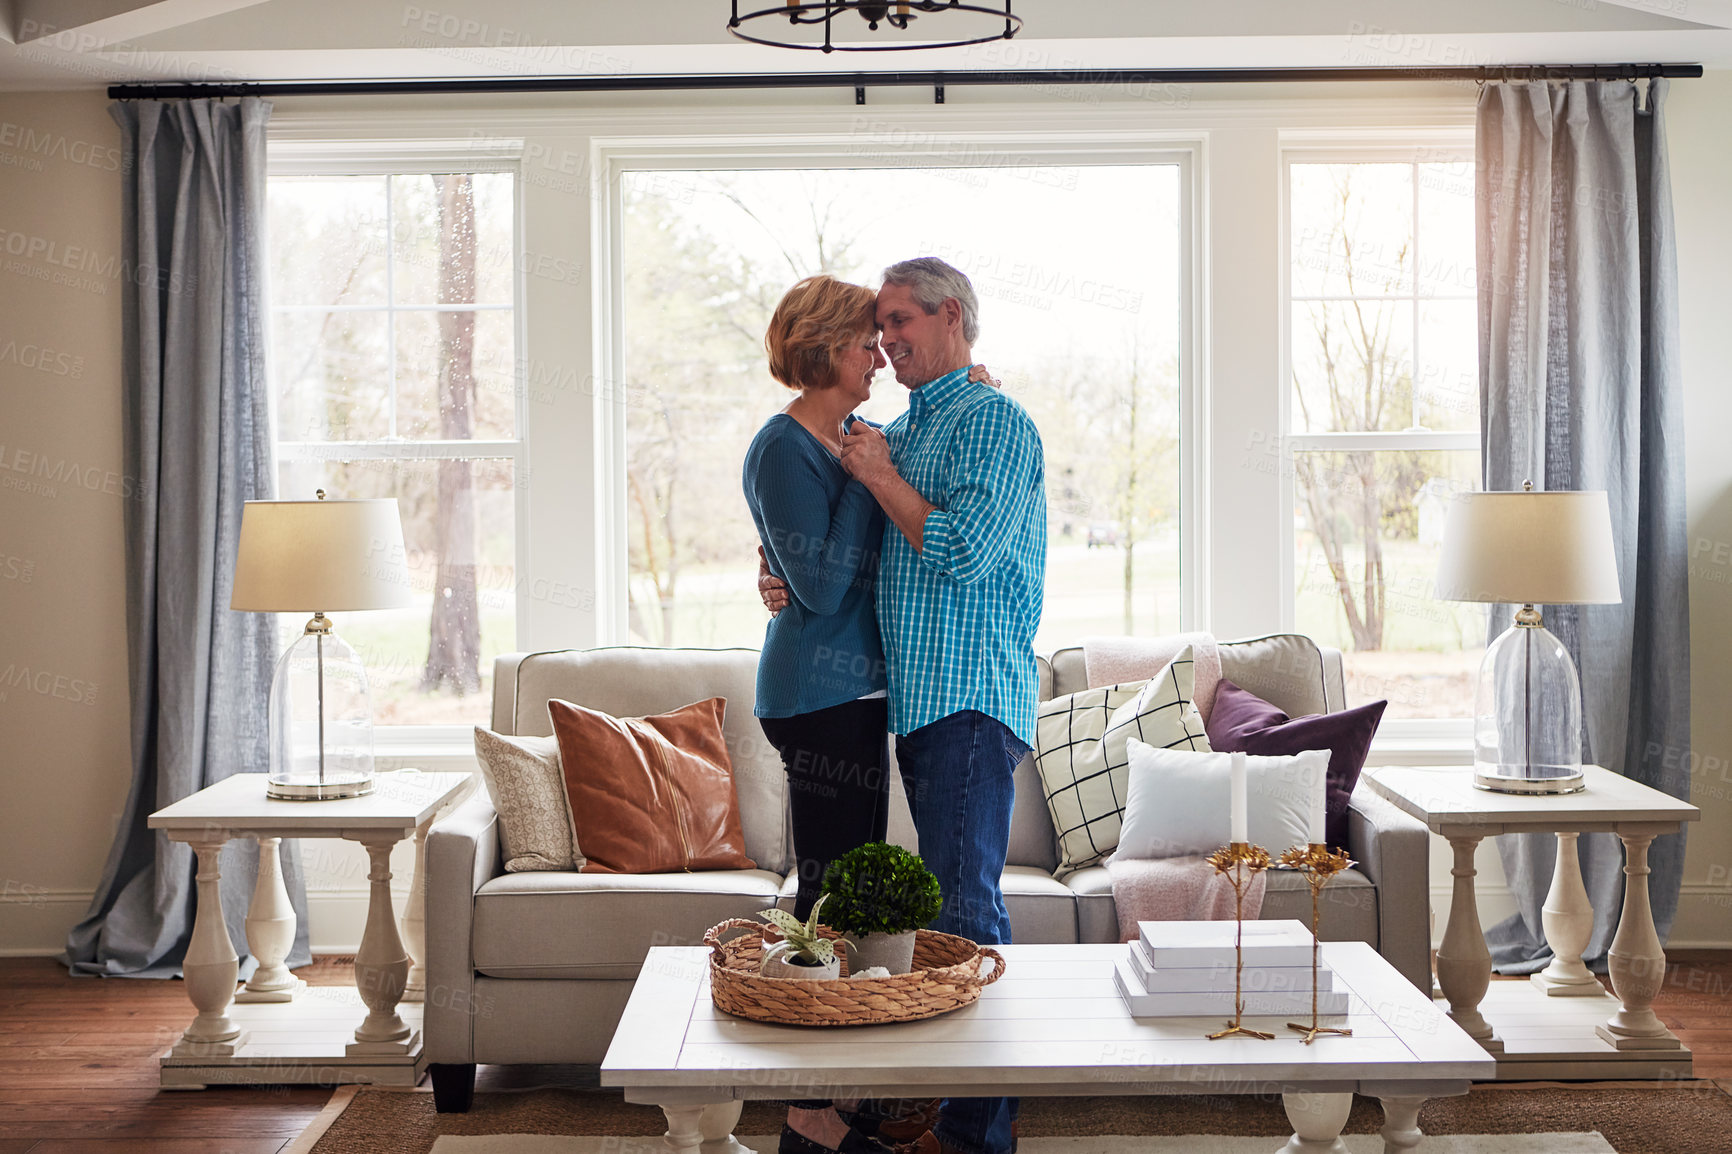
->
xmin=758 ymin=893 xmax=849 ymax=968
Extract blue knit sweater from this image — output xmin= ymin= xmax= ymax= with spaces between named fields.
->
xmin=742 ymin=413 xmax=887 ymax=718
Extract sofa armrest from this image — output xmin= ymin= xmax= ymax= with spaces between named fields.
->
xmin=1345 ymin=784 xmax=1432 ymax=994
xmin=424 ymin=791 xmax=500 ymax=1064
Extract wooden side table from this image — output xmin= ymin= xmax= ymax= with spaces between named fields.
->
xmin=1366 ymin=764 xmax=1699 ymax=1080
xmin=147 ymin=769 xmax=474 ymax=1088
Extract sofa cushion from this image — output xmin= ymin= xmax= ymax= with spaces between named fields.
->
xmin=504 ymin=647 xmax=789 ymax=874
xmin=472 ymin=868 xmax=784 ymax=979
xmin=550 ymin=695 xmax=753 ymax=874
xmin=780 ymin=865 xmax=1076 ymax=944
xmin=1216 ymin=635 xmax=1332 ymax=718
xmin=472 ymin=727 xmax=580 ymax=872
xmin=1007 ymin=751 xmax=1059 ymax=872
xmin=1002 ymin=865 xmax=1079 ymax=944
xmin=1048 ymin=635 xmax=1344 ymax=719
xmin=1034 ymin=648 xmax=1210 ymax=875
xmin=1205 ymin=679 xmax=1386 ymax=850
xmin=1117 ymin=740 xmax=1329 ymax=860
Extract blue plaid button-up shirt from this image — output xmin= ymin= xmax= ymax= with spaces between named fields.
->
xmin=876 ymin=366 xmax=1047 ymax=745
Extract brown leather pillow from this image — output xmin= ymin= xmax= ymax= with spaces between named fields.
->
xmin=548 ymin=696 xmax=755 ymax=873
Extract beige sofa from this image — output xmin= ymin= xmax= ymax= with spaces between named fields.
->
xmin=424 ymin=635 xmax=1431 ymax=1111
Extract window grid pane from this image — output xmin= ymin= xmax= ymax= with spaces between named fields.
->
xmin=1288 ymin=155 xmax=1481 ymax=720
xmin=267 ymin=170 xmax=519 ymax=726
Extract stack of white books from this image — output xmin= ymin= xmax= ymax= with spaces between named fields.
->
xmin=1113 ymin=919 xmax=1350 ymax=1017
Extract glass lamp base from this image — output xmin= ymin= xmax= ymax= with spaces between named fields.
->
xmin=266 ymin=776 xmax=375 ymax=801
xmin=1473 ymin=765 xmax=1586 ymax=795
xmin=266 ymin=617 xmax=378 ymax=803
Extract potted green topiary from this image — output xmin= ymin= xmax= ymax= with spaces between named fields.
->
xmin=819 ymin=842 xmax=943 ymax=975
xmin=756 ymin=894 xmax=848 ymax=980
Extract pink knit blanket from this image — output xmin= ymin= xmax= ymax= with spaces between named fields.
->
xmin=1105 ymin=854 xmax=1268 ymax=944
xmin=1081 ymin=633 xmax=1223 ymax=721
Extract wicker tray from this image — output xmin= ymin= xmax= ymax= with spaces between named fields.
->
xmin=702 ymin=919 xmax=1005 ymax=1026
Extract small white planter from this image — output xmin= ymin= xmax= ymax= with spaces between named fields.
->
xmin=759 ymin=946 xmax=840 ymax=981
xmin=845 ymin=929 xmax=918 ymax=975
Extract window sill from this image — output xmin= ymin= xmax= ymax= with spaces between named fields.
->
xmin=1368 ymin=734 xmax=1473 ymax=766
xmin=374 ymin=724 xmax=482 ymax=772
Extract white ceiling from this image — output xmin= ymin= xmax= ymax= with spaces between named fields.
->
xmin=1 ymin=0 xmax=1727 ymax=91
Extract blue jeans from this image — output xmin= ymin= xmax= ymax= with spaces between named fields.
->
xmin=896 ymin=709 xmax=1028 ymax=1154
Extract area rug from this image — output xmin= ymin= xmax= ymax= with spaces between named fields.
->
xmin=426 ymin=1136 xmax=1610 ymax=1153
xmin=296 ymin=1081 xmax=1732 ymax=1154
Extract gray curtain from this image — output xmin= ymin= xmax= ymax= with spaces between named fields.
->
xmin=1477 ymin=79 xmax=1690 ymax=973
xmin=65 ymin=98 xmax=312 ymax=979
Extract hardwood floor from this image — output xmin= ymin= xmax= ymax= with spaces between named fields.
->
xmin=1 ymin=952 xmax=1729 ymax=1150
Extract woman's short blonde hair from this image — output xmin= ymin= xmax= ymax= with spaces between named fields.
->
xmin=765 ymin=275 xmax=878 ymax=392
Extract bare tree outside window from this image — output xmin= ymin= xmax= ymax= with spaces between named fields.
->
xmin=423 ymin=174 xmax=482 ymax=694
xmin=1289 ymin=160 xmax=1483 ymax=717
xmin=268 ymin=172 xmax=517 ymax=724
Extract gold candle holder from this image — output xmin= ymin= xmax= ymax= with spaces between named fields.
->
xmin=1205 ymin=841 xmax=1274 ymax=1040
xmin=1277 ymin=842 xmax=1356 ymax=1044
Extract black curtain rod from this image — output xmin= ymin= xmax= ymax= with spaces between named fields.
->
xmin=108 ymin=62 xmax=1703 ymax=100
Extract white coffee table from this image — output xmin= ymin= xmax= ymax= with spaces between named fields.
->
xmin=146 ymin=768 xmax=474 ymax=1088
xmin=602 ymin=940 xmax=1494 ymax=1154
xmin=1366 ymin=764 xmax=1699 ymax=1079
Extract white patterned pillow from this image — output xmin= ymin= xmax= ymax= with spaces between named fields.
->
xmin=472 ymin=727 xmax=583 ymax=872
xmin=1034 ymin=646 xmax=1212 ymax=875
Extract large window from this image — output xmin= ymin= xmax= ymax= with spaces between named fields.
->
xmin=618 ymin=163 xmax=1186 ymax=653
xmin=267 ymin=170 xmax=519 ymax=725
xmin=1285 ymin=154 xmax=1484 ymax=719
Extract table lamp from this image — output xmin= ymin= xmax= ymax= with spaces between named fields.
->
xmin=1434 ymin=482 xmax=1621 ymax=794
xmin=231 ymin=491 xmax=414 ymax=799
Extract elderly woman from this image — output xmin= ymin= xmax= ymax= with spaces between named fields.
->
xmin=745 ymin=274 xmax=894 ymax=930
xmin=743 ymin=275 xmax=896 ymax=1154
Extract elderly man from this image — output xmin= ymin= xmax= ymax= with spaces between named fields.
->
xmin=769 ymin=257 xmax=1045 ymax=1154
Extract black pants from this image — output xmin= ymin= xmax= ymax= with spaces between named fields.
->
xmin=759 ymin=696 xmax=891 ymax=921
xmin=761 ymin=697 xmax=892 ymax=1112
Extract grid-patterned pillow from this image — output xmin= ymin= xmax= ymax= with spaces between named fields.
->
xmin=1034 ymin=646 xmax=1212 ymax=876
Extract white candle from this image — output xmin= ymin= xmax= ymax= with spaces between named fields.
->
xmin=1308 ymin=757 xmax=1328 ymax=845
xmin=1229 ymin=752 xmax=1248 ymax=844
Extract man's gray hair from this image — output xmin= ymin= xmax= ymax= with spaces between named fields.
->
xmin=881 ymin=257 xmax=980 ymax=345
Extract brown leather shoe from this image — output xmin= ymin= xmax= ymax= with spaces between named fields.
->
xmin=851 ymin=1098 xmax=942 ymax=1146
xmin=888 ymin=1116 xmax=1018 ymax=1154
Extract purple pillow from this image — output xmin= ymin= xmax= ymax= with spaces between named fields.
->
xmin=1204 ymin=679 xmax=1386 ymax=850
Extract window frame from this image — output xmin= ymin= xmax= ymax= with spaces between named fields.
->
xmin=263 ymin=99 xmax=1480 ymax=759
xmin=592 ymin=135 xmax=1208 ymax=649
xmin=266 ymin=140 xmax=529 ymax=750
xmin=1277 ymin=133 xmax=1480 ymax=740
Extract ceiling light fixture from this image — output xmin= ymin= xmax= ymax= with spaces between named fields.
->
xmin=728 ymin=1 xmax=1020 ymax=53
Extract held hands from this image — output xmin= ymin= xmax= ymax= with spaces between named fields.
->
xmin=758 ymin=545 xmax=790 ymax=616
xmin=839 ymin=419 xmax=894 ymax=486
xmin=761 ymin=366 xmax=996 ymax=616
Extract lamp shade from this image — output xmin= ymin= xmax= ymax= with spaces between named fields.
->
xmin=231 ymin=498 xmax=415 ymax=613
xmin=1434 ymin=489 xmax=1621 ymax=606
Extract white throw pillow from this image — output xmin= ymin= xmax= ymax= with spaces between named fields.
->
xmin=1035 ymin=646 xmax=1212 ymax=875
xmin=472 ymin=726 xmax=583 ymax=872
xmin=1115 ymin=739 xmax=1331 ymax=860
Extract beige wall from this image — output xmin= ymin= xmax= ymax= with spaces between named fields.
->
xmin=0 ymin=90 xmax=133 ymax=955
xmin=3 ymin=77 xmax=1731 ymax=956
xmin=1669 ymin=70 xmax=1732 ymax=944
